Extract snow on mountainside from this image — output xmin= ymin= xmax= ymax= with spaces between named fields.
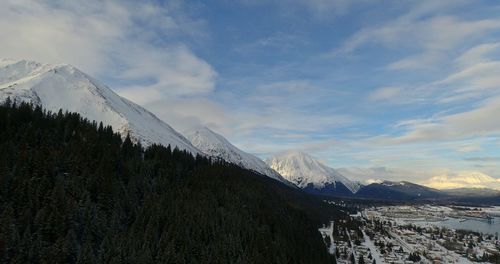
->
xmin=186 ymin=127 xmax=288 ymax=183
xmin=266 ymin=151 xmax=360 ymax=193
xmin=0 ymin=59 xmax=200 ymax=154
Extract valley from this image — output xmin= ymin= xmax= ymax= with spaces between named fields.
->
xmin=320 ymin=205 xmax=500 ymax=263
xmin=1 ymin=58 xmax=499 ymax=263
xmin=2 ymin=1 xmax=500 ymax=263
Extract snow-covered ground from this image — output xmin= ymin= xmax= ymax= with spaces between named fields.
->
xmin=318 ymin=221 xmax=336 ymax=255
xmin=0 ymin=59 xmax=200 ymax=154
xmin=361 ymin=206 xmax=499 ymax=263
xmin=267 ymin=150 xmax=360 ymax=193
xmin=324 ymin=204 xmax=499 ymax=263
xmin=186 ymin=126 xmax=288 ymax=182
xmin=361 ymin=230 xmax=383 ymax=264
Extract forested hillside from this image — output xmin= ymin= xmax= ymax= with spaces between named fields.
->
xmin=0 ymin=101 xmax=340 ymax=263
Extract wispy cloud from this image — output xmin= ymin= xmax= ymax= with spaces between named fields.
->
xmin=464 ymin=157 xmax=500 ymax=162
xmin=338 ymin=167 xmax=429 ymax=184
xmin=363 ymin=42 xmax=500 ymax=145
xmin=0 ymin=0 xmax=216 ymax=99
xmin=455 ymin=42 xmax=500 ymax=67
xmin=387 ymin=95 xmax=500 ymax=144
xmin=240 ymin=0 xmax=370 ymax=18
xmin=368 ymin=87 xmax=402 ymax=102
xmin=333 ymin=1 xmax=500 ymax=70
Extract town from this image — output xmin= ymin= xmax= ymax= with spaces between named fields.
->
xmin=320 ymin=205 xmax=500 ymax=263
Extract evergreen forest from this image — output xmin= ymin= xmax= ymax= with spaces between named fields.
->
xmin=0 ymin=101 xmax=343 ymax=263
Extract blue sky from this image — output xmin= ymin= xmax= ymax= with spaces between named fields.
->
xmin=1 ymin=0 xmax=500 ymax=188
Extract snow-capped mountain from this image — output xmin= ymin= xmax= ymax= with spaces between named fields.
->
xmin=0 ymin=59 xmax=200 ymax=154
xmin=186 ymin=126 xmax=288 ymax=183
xmin=266 ymin=151 xmax=361 ymax=194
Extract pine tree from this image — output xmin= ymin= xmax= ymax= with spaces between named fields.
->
xmin=359 ymin=253 xmax=365 ymax=264
xmin=0 ymin=102 xmax=346 ymax=264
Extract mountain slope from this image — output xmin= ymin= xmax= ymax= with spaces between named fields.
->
xmin=356 ymin=181 xmax=444 ymax=200
xmin=0 ymin=102 xmax=339 ymax=263
xmin=0 ymin=59 xmax=199 ymax=154
xmin=266 ymin=151 xmax=360 ymax=195
xmin=441 ymin=188 xmax=500 ymax=197
xmin=186 ymin=126 xmax=287 ymax=182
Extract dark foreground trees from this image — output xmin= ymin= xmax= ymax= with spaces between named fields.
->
xmin=0 ymin=102 xmax=338 ymax=263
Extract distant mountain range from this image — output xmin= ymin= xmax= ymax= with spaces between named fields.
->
xmin=0 ymin=59 xmax=287 ymax=183
xmin=441 ymin=188 xmax=500 ymax=197
xmin=1 ymin=58 xmax=498 ymax=204
xmin=356 ymin=181 xmax=444 ymax=200
xmin=353 ymin=182 xmax=500 ymax=204
xmin=266 ymin=151 xmax=499 ymax=203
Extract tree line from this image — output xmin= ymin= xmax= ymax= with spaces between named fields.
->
xmin=0 ymin=100 xmax=340 ymax=263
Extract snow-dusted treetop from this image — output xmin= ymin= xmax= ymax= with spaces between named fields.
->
xmin=0 ymin=59 xmax=200 ymax=154
xmin=266 ymin=150 xmax=360 ymax=193
xmin=186 ymin=126 xmax=288 ymax=183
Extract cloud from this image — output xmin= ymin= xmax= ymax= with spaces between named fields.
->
xmin=455 ymin=42 xmax=500 ymax=67
xmin=235 ymin=106 xmax=356 ymax=135
xmin=439 ymin=60 xmax=500 ymax=87
xmin=387 ymin=17 xmax=500 ymax=70
xmin=389 ymin=95 xmax=500 ymax=143
xmin=422 ymin=171 xmax=500 ymax=190
xmin=338 ymin=167 xmax=429 ymax=184
xmin=464 ymin=157 xmax=500 ymax=162
xmin=235 ymin=32 xmax=309 ymax=53
xmin=240 ymin=0 xmax=369 ymax=18
xmin=333 ymin=1 xmax=500 ymax=70
xmin=368 ymin=87 xmax=402 ymax=101
xmin=237 ymin=137 xmax=348 ymax=158
xmin=370 ymin=42 xmax=500 ymax=145
xmin=289 ymin=0 xmax=368 ymax=17
xmin=455 ymin=144 xmax=483 ymax=153
xmin=422 ymin=42 xmax=500 ymax=104
xmin=0 ymin=0 xmax=216 ymax=99
xmin=250 ymin=80 xmax=330 ymax=106
xmin=209 ymin=79 xmax=359 ymax=141
xmin=117 ymin=45 xmax=217 ymax=98
xmin=147 ymin=98 xmax=233 ymax=136
xmin=437 ymin=61 xmax=500 ymax=99
xmin=367 ymin=41 xmax=500 ymax=107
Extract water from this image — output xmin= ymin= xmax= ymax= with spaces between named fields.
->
xmin=411 ymin=217 xmax=500 ymax=235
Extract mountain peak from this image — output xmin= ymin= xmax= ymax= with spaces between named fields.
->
xmin=266 ymin=151 xmax=360 ymax=193
xmin=0 ymin=58 xmax=200 ymax=155
xmin=186 ymin=126 xmax=287 ymax=183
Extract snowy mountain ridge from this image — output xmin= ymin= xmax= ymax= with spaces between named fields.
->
xmin=266 ymin=151 xmax=361 ymax=193
xmin=0 ymin=59 xmax=200 ymax=154
xmin=186 ymin=126 xmax=288 ymax=183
